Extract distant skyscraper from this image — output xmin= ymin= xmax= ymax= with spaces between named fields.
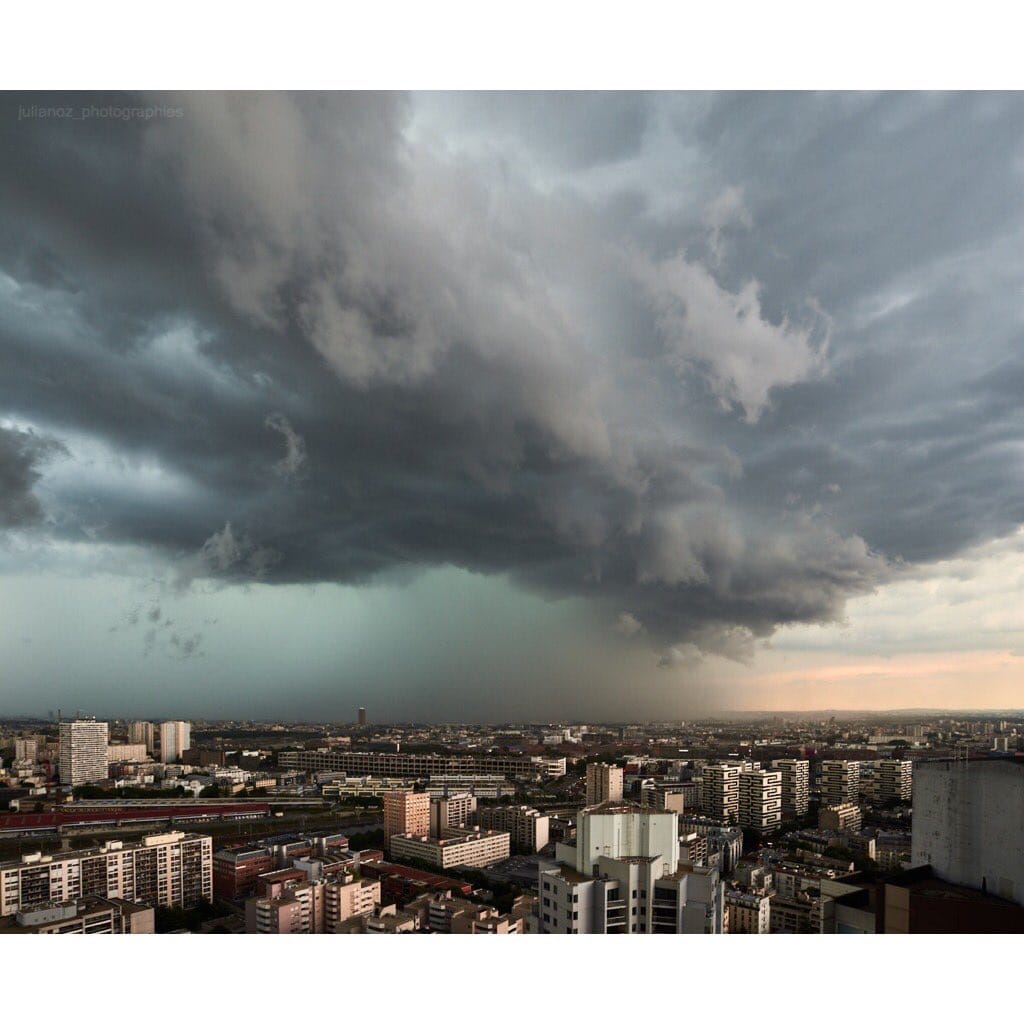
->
xmin=358 ymin=706 xmax=367 ymax=726
xmin=585 ymin=762 xmax=624 ymax=806
xmin=58 ymin=719 xmax=109 ymax=786
xmin=128 ymin=720 xmax=156 ymax=754
xmin=159 ymin=721 xmax=191 ymax=764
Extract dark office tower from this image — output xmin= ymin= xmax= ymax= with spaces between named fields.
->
xmin=358 ymin=707 xmax=367 ymax=727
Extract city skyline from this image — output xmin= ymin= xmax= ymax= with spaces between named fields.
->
xmin=3 ymin=92 xmax=1024 ymax=720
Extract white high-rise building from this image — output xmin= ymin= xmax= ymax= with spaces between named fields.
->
xmin=771 ymin=758 xmax=810 ymax=818
xmin=58 ymin=719 xmax=109 ymax=786
xmin=739 ymin=769 xmax=783 ymax=834
xmin=585 ymin=763 xmax=624 ymax=806
xmin=159 ymin=721 xmax=191 ymax=764
xmin=820 ymin=760 xmax=860 ymax=807
xmin=573 ymin=803 xmax=679 ymax=876
xmin=702 ymin=764 xmax=741 ymax=823
xmin=536 ymin=803 xmax=723 ymax=935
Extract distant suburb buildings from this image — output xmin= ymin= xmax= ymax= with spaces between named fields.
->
xmin=280 ymin=748 xmax=566 ymax=780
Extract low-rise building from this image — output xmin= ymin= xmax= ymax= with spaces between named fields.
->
xmin=389 ymin=827 xmax=511 ymax=870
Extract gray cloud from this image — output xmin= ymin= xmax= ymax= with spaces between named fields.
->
xmin=0 ymin=424 xmax=65 ymax=527
xmin=1 ymin=91 xmax=1023 ymax=689
xmin=265 ymin=412 xmax=307 ymax=477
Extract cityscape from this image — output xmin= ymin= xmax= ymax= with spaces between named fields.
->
xmin=1 ymin=709 xmax=1022 ymax=934
xmin=3 ymin=73 xmax=1024 ymax=957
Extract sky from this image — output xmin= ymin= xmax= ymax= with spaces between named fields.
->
xmin=1 ymin=91 xmax=1024 ymax=721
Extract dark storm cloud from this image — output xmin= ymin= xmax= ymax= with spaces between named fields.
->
xmin=1 ymin=92 xmax=1023 ymax=667
xmin=0 ymin=424 xmax=65 ymax=526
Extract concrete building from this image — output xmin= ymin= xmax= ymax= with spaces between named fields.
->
xmin=106 ymin=743 xmax=149 ymax=764
xmin=383 ymin=790 xmax=431 ymax=845
xmin=58 ymin=719 xmax=109 ymax=786
xmin=818 ymin=803 xmax=863 ymax=832
xmin=245 ymin=876 xmax=381 ymax=933
xmin=159 ymin=721 xmax=191 ymax=764
xmin=128 ymin=721 xmax=156 ymax=754
xmin=571 ymin=803 xmax=678 ymax=876
xmin=429 ymin=792 xmax=477 ymax=837
xmin=725 ymin=889 xmax=771 ymax=933
xmin=357 ymin=707 xmax=367 ymax=726
xmin=0 ymin=832 xmax=212 ymax=916
xmin=475 ymin=805 xmax=550 ymax=853
xmin=411 ymin=892 xmax=525 ymax=934
xmin=640 ymin=782 xmax=687 ymax=813
xmin=213 ymin=846 xmax=275 ymax=899
xmin=14 ymin=738 xmax=38 ymax=763
xmin=701 ymin=764 xmax=740 ymax=824
xmin=820 ymin=760 xmax=860 ymax=807
xmin=586 ymin=763 xmax=624 ymax=806
xmin=679 ymin=832 xmax=708 ymax=867
xmin=280 ymin=749 xmax=565 ymax=780
xmin=537 ymin=802 xmax=723 ymax=936
xmin=862 ymin=759 xmax=913 ymax=804
xmin=0 ymin=897 xmax=155 ymax=935
xmin=772 ymin=758 xmax=810 ymax=818
xmin=389 ymin=828 xmax=511 ymax=870
xmin=739 ymin=769 xmax=783 ymax=834
xmin=912 ymin=758 xmax=1024 ymax=906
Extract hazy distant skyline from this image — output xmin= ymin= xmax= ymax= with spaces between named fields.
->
xmin=3 ymin=92 xmax=1024 ymax=720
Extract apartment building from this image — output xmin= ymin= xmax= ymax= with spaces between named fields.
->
xmin=640 ymin=782 xmax=687 ymax=813
xmin=771 ymin=758 xmax=810 ymax=818
xmin=537 ymin=855 xmax=723 ymax=935
xmin=245 ymin=875 xmax=382 ymax=934
xmin=820 ymin=760 xmax=860 ymax=807
xmin=429 ymin=792 xmax=477 ymax=837
xmin=383 ymin=790 xmax=431 ymax=844
xmin=388 ymin=828 xmax=511 ymax=870
xmin=701 ymin=764 xmax=741 ymax=824
xmin=279 ymin=749 xmax=565 ymax=780
xmin=818 ymin=803 xmax=863 ymax=832
xmin=159 ymin=721 xmax=191 ymax=764
xmin=0 ymin=897 xmax=155 ymax=935
xmin=725 ymin=889 xmax=771 ymax=933
xmin=14 ymin=738 xmax=38 ymax=763
xmin=107 ymin=743 xmax=149 ymax=764
xmin=738 ymin=769 xmax=783 ymax=834
xmin=679 ymin=832 xmax=708 ymax=867
xmin=58 ymin=719 xmax=109 ymax=786
xmin=127 ymin=721 xmax=156 ymax=754
xmin=213 ymin=846 xmax=276 ymax=899
xmin=0 ymin=832 xmax=212 ymax=916
xmin=411 ymin=893 xmax=525 ymax=934
xmin=475 ymin=805 xmax=550 ymax=853
xmin=861 ymin=760 xmax=913 ymax=804
xmin=585 ymin=763 xmax=624 ymax=806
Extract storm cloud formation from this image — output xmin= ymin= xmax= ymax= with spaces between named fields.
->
xmin=2 ymin=92 xmax=1024 ymax=694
